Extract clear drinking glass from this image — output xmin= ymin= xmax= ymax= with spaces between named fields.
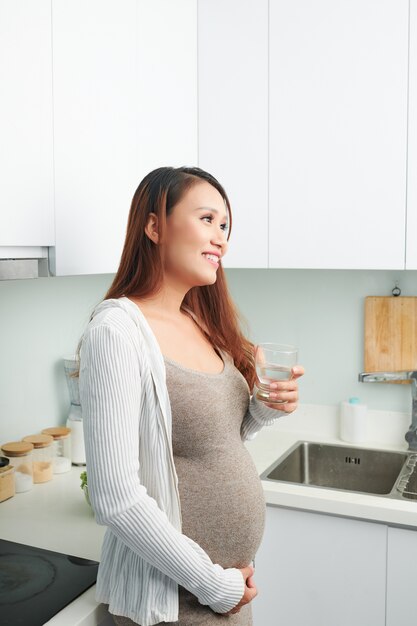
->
xmin=255 ymin=342 xmax=298 ymax=403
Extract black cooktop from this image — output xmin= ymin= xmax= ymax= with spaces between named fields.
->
xmin=0 ymin=538 xmax=99 ymax=626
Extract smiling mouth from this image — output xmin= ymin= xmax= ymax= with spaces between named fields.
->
xmin=202 ymin=253 xmax=220 ymax=266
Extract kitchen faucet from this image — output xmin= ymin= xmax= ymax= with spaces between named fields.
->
xmin=358 ymin=371 xmax=417 ymax=451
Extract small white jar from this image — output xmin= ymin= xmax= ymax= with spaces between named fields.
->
xmin=42 ymin=427 xmax=72 ymax=474
xmin=1 ymin=441 xmax=34 ymax=493
xmin=22 ymin=434 xmax=54 ymax=483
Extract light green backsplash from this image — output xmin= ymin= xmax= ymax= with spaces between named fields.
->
xmin=1 ymin=269 xmax=416 ymax=443
xmin=1 ymin=274 xmax=113 ymax=443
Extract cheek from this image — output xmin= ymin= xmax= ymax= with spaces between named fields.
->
xmin=180 ymin=226 xmax=206 ymax=254
xmin=164 ymin=234 xmax=199 ymax=268
xmin=170 ymin=220 xmax=201 ymax=243
xmin=163 ymin=220 xmax=208 ymax=266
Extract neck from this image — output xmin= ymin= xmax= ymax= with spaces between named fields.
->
xmin=131 ymin=281 xmax=189 ymax=319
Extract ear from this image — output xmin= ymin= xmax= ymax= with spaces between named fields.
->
xmin=144 ymin=213 xmax=159 ymax=244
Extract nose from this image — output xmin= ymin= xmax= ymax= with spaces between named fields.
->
xmin=211 ymin=226 xmax=228 ymax=255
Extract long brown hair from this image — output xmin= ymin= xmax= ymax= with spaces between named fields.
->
xmin=104 ymin=166 xmax=256 ymax=389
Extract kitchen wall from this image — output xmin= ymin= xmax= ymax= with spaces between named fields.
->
xmin=1 ymin=269 xmax=416 ymax=443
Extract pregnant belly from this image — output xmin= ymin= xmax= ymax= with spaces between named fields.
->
xmin=174 ymin=448 xmax=266 ymax=569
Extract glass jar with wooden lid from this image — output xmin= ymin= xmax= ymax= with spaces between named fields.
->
xmin=1 ymin=441 xmax=34 ymax=493
xmin=0 ymin=456 xmax=15 ymax=502
xmin=41 ymin=427 xmax=71 ymax=474
xmin=22 ymin=434 xmax=54 ymax=483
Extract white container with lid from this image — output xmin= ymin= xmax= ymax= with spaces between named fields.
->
xmin=41 ymin=427 xmax=72 ymax=474
xmin=1 ymin=441 xmax=34 ymax=492
xmin=22 ymin=434 xmax=54 ymax=483
xmin=340 ymin=397 xmax=368 ymax=443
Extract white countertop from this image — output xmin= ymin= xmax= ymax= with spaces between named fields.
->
xmin=0 ymin=467 xmax=107 ymax=625
xmin=1 ymin=403 xmax=416 ymax=624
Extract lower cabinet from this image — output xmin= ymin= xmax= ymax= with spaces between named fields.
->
xmin=386 ymin=526 xmax=417 ymax=626
xmin=253 ymin=506 xmax=387 ymax=626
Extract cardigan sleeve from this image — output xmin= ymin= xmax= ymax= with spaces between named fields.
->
xmin=241 ymin=385 xmax=287 ymax=441
xmin=79 ymin=322 xmax=244 ymax=614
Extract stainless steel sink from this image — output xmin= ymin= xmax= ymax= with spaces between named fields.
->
xmin=402 ymin=472 xmax=417 ymax=499
xmin=397 ymin=454 xmax=417 ymax=500
xmin=261 ymin=441 xmax=410 ymax=497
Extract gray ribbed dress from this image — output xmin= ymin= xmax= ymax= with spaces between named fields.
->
xmin=113 ymin=353 xmax=265 ymax=626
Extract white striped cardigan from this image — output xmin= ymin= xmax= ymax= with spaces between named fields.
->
xmin=79 ymin=297 xmax=283 ymax=626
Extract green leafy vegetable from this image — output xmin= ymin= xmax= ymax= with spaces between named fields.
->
xmin=80 ymin=470 xmax=87 ymax=490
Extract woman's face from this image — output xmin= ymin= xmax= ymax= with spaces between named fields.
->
xmin=162 ymin=181 xmax=229 ymax=289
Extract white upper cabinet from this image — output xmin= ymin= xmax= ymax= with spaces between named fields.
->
xmin=135 ymin=1 xmax=197 ymax=176
xmin=0 ymin=0 xmax=54 ymax=248
xmin=406 ymin=0 xmax=417 ymax=269
xmin=51 ymin=0 xmax=197 ymax=276
xmin=51 ymin=0 xmax=139 ymax=276
xmin=198 ymin=0 xmax=268 ymax=268
xmin=3 ymin=0 xmax=413 ymax=273
xmin=269 ymin=0 xmax=409 ymax=269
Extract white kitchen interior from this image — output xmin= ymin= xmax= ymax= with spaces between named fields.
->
xmin=1 ymin=0 xmax=417 ymax=625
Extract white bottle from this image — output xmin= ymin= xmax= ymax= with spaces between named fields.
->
xmin=340 ymin=397 xmax=367 ymax=443
xmin=66 ymin=412 xmax=86 ymax=466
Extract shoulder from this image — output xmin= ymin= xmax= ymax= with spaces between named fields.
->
xmin=220 ymin=350 xmax=234 ymax=364
xmin=83 ymin=300 xmax=141 ymax=348
xmin=181 ymin=305 xmax=209 ymax=334
xmin=80 ymin=307 xmax=144 ymax=377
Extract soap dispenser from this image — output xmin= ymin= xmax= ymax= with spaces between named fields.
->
xmin=340 ymin=397 xmax=367 ymax=443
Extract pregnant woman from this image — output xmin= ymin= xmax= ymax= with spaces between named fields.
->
xmin=79 ymin=166 xmax=304 ymax=626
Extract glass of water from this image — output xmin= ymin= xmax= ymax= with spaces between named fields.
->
xmin=255 ymin=342 xmax=298 ymax=403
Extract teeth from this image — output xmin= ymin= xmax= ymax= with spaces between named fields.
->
xmin=203 ymin=254 xmax=218 ymax=262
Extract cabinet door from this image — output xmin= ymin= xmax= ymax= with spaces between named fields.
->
xmin=198 ymin=0 xmax=268 ymax=268
xmin=0 ymin=0 xmax=54 ymax=247
xmin=386 ymin=526 xmax=417 ymax=626
xmin=136 ymin=0 xmax=197 ymax=178
xmin=51 ymin=0 xmax=138 ymax=276
xmin=269 ymin=0 xmax=409 ymax=269
xmin=52 ymin=0 xmax=197 ymax=276
xmin=253 ymin=506 xmax=386 ymax=626
xmin=406 ymin=0 xmax=417 ymax=269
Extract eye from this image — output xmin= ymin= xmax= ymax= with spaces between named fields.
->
xmin=201 ymin=214 xmax=229 ymax=233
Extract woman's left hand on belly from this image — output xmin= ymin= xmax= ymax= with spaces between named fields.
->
xmin=226 ymin=565 xmax=257 ymax=615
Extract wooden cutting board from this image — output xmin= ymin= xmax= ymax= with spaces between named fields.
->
xmin=364 ymin=296 xmax=417 ymax=380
